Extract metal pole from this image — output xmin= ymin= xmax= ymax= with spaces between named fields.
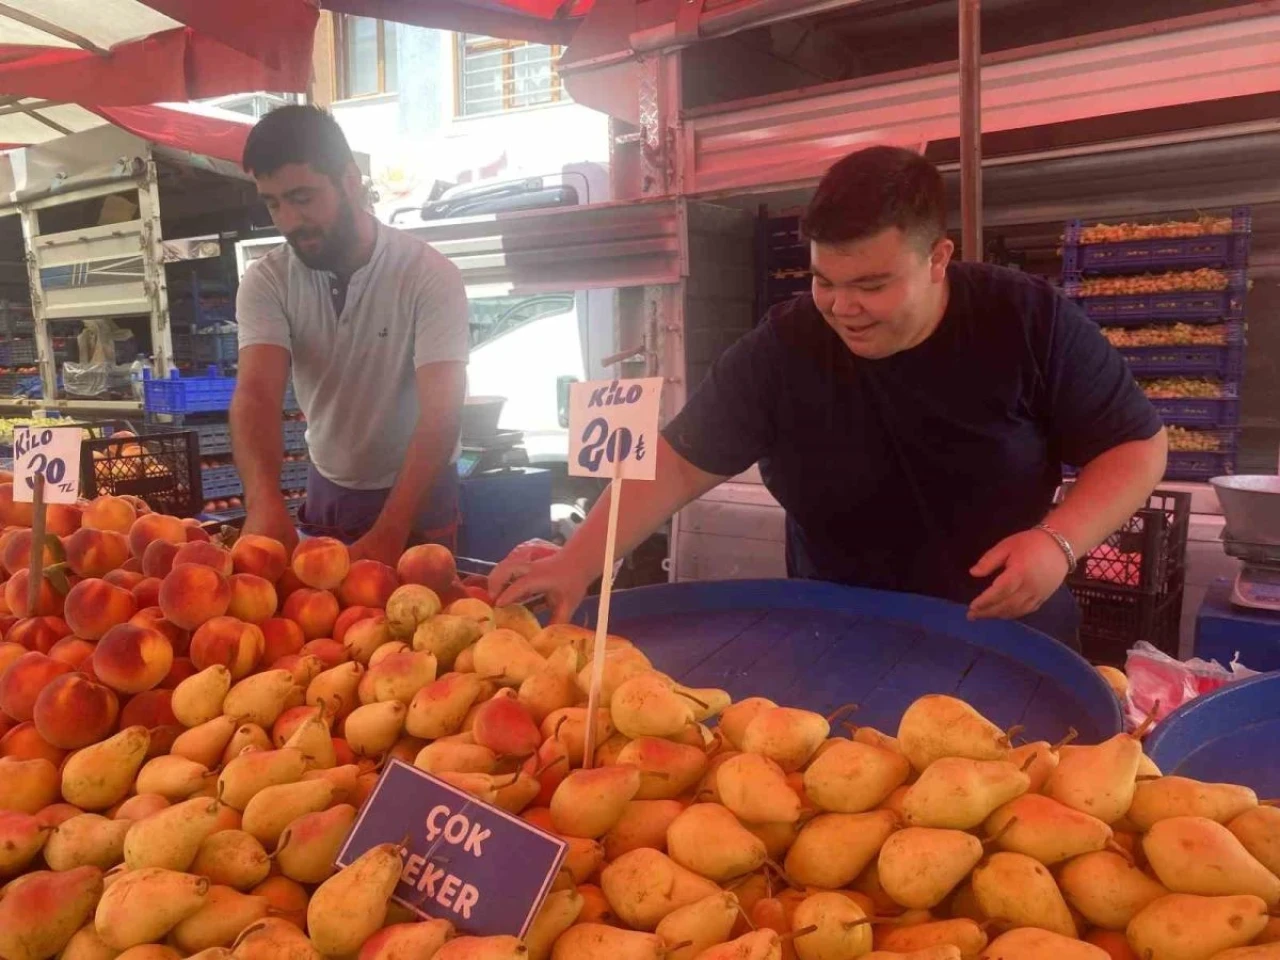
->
xmin=959 ymin=0 xmax=983 ymax=261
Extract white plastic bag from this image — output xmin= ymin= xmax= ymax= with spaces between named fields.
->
xmin=1123 ymin=641 xmax=1261 ymax=729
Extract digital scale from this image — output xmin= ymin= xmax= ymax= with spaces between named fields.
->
xmin=456 ymin=429 xmax=529 ymax=479
xmin=1213 ymin=475 xmax=1280 ymax=613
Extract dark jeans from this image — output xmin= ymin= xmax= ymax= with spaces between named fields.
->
xmin=296 ymin=465 xmax=460 ymax=552
xmin=1018 ymin=583 xmax=1083 ymax=652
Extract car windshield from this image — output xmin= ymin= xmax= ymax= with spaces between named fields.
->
xmin=468 ymin=294 xmax=575 ymax=348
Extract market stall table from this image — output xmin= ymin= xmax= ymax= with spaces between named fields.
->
xmin=1195 ymin=577 xmax=1280 ymax=672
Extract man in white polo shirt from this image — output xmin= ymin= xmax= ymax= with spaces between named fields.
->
xmin=231 ymin=106 xmax=468 ymax=564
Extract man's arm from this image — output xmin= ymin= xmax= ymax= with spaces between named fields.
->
xmin=231 ymin=344 xmax=297 ymax=551
xmin=349 ymin=361 xmax=466 ymax=565
xmin=490 ymin=436 xmax=726 ymax=621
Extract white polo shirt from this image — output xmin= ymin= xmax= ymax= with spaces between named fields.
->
xmin=235 ymin=222 xmax=469 ymax=490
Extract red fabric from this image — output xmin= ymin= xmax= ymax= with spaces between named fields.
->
xmin=138 ymin=0 xmax=319 ymax=70
xmin=92 ymin=105 xmax=252 ymax=164
xmin=322 ymin=0 xmax=590 ymax=44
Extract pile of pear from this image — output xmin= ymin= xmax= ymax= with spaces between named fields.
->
xmin=2 ymin=573 xmax=1280 ymax=960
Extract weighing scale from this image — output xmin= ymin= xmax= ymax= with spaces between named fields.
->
xmin=456 ymin=429 xmax=529 ymax=479
xmin=1212 ymin=475 xmax=1280 ymax=612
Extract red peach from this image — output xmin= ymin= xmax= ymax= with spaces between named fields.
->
xmin=227 ymin=574 xmax=278 ymax=624
xmin=128 ymin=512 xmax=187 ymax=559
xmin=0 ymin=483 xmax=33 ymax=528
xmin=189 ymin=616 xmax=264 ymax=679
xmin=291 ymin=537 xmax=351 ymax=591
xmin=0 ymin=720 xmax=67 ymax=766
xmin=332 ymin=738 xmax=356 ymax=766
xmin=162 ymin=657 xmax=198 ymax=688
xmin=65 ymin=528 xmax=131 ymax=579
xmin=92 ymin=623 xmax=174 ymax=694
xmin=0 ymin=651 xmax=73 ymax=721
xmin=3 ymin=571 xmax=66 ymax=618
xmin=1 ymin=529 xmax=58 ymax=576
xmin=141 ymin=539 xmax=180 ymax=579
xmin=119 ymin=688 xmax=177 ymax=729
xmin=184 ymin=523 xmax=212 ymax=543
xmin=45 ymin=504 xmax=82 ymax=537
xmin=132 ymin=577 xmax=162 ymax=609
xmin=33 ymin=673 xmax=119 ymax=749
xmin=147 ymin=725 xmax=182 ymax=759
xmin=338 ymin=560 xmax=400 ymax=609
xmin=260 ymin=617 xmax=305 ymax=664
xmin=0 ymin=641 xmax=23 ymax=674
xmin=282 ymin=588 xmax=340 ymax=640
xmin=397 ymin=544 xmax=458 ymax=593
xmin=104 ymin=569 xmax=146 ymax=591
xmin=438 ymin=579 xmax=469 ymax=607
xmin=82 ymin=495 xmax=137 ymax=534
xmin=333 ymin=605 xmax=379 ymax=644
xmin=64 ymin=578 xmax=138 ymax=641
xmin=172 ymin=541 xmax=233 ymax=577
xmin=159 ymin=563 xmax=231 ymax=631
xmin=121 ymin=557 xmax=143 ymax=574
xmin=7 ymin=616 xmax=72 ymax=654
xmin=47 ymin=636 xmax=95 ymax=670
xmin=300 ymin=638 xmax=348 ymax=669
xmin=34 ymin=803 xmax=83 ymax=828
xmin=129 ymin=607 xmax=191 ymax=658
xmin=230 ymin=534 xmax=290 ymax=582
xmin=276 ymin=567 xmax=305 ymax=601
xmin=464 ymin=585 xmax=496 ymax=605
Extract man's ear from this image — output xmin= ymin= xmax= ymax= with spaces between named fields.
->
xmin=931 ymin=237 xmax=955 ymax=281
xmin=341 ymin=162 xmax=365 ymax=206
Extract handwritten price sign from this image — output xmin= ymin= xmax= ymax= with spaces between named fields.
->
xmin=568 ymin=378 xmax=662 ymax=481
xmin=13 ymin=426 xmax=81 ymax=504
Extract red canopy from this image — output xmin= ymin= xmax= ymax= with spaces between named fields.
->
xmin=94 ymin=105 xmax=253 ymax=165
xmin=322 ymin=0 xmax=593 ymax=46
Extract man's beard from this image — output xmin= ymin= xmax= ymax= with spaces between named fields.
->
xmin=287 ymin=195 xmax=359 ymax=272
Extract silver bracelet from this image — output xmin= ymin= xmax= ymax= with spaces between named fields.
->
xmin=1035 ymin=522 xmax=1077 ymax=571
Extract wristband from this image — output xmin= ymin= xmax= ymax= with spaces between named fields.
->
xmin=1035 ymin=522 xmax=1077 ymax=571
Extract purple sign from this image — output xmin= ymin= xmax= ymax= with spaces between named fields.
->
xmin=335 ymin=759 xmax=568 ymax=938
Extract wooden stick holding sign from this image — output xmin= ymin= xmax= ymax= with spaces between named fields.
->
xmin=13 ymin=424 xmax=82 ymax=613
xmin=26 ymin=474 xmax=45 ymax=615
xmin=567 ymin=378 xmax=663 ymax=769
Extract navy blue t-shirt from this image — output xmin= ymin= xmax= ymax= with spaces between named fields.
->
xmin=663 ymin=261 xmax=1163 ymax=605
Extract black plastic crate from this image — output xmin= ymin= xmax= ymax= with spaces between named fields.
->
xmin=1074 ymin=583 xmax=1184 ymax=666
xmin=1066 ymin=488 xmax=1191 ymax=597
xmin=80 ymin=430 xmax=202 ymax=517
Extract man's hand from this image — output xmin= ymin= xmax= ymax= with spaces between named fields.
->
xmin=489 ymin=546 xmax=594 ymax=624
xmin=968 ymin=528 xmax=1072 ymax=621
xmin=242 ymin=498 xmax=299 ymax=556
xmin=350 ymin=522 xmax=408 ymax=568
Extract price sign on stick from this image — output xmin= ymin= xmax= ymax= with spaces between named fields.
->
xmin=13 ymin=426 xmax=81 ymax=504
xmin=569 ymin=378 xmax=663 ymax=767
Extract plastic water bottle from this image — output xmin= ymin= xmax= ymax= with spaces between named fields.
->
xmin=130 ymin=355 xmax=147 ymax=402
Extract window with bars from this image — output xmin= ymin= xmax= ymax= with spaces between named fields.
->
xmin=335 ymin=15 xmax=398 ymax=100
xmin=456 ymin=35 xmax=567 ymax=117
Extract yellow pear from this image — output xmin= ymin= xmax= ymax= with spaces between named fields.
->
xmin=667 ymin=804 xmax=768 ymax=882
xmin=229 ymin=917 xmax=321 ymax=960
xmin=1057 ymin=850 xmax=1168 ymax=930
xmin=549 ymin=924 xmax=667 ymax=960
xmin=302 ymin=763 xmax=362 ymax=804
xmin=282 ymin=706 xmax=336 ymax=770
xmin=1044 ymin=732 xmax=1145 ymax=825
xmin=63 ymin=726 xmax=151 ymax=811
xmin=135 ymin=755 xmax=215 ymax=801
xmin=655 ymin=891 xmax=739 ymax=960
xmin=385 ymin=585 xmax=442 ymax=637
xmin=603 ymin=799 xmax=685 ymax=861
xmin=1229 ymin=806 xmax=1280 ymax=876
xmin=740 ymin=707 xmax=829 ymax=772
xmin=216 ymin=747 xmax=307 ymax=811
xmin=406 ymin=673 xmax=486 ymax=740
xmin=171 ymin=716 xmax=242 ymax=769
xmin=550 ymin=765 xmax=642 ymax=838
xmin=745 ymin=820 xmax=799 ymax=860
xmin=415 ymin=739 xmax=497 ymax=775
xmin=611 ymin=674 xmax=696 ymax=740
xmin=902 ymin=758 xmax=1029 ymax=829
xmin=1143 ymin=816 xmax=1280 ymax=906
xmin=600 ymin=847 xmax=721 ymax=931
xmin=525 ymin=889 xmax=585 ymax=960
xmin=94 ymin=867 xmax=210 ymax=950
xmin=980 ymin=928 xmax=1108 ymax=959
xmin=434 ymin=933 xmax=526 ymax=957
xmin=343 ymin=700 xmax=408 ymax=757
xmin=719 ymin=698 xmax=778 ymax=751
xmin=896 ymin=695 xmax=1009 ymax=771
xmin=169 ymin=886 xmax=270 ymax=953
xmin=189 ymin=829 xmax=271 ymax=891
xmin=877 ymin=827 xmax=983 ymax=909
xmin=473 ymin=628 xmax=547 ymax=686
xmin=172 ymin=665 xmax=233 ymax=728
xmin=716 ymin=753 xmax=801 ymax=824
xmin=1136 ymin=752 xmax=1162 ymax=778
xmin=559 ymin=834 xmax=606 ymax=883
xmin=358 ymin=649 xmax=438 ymax=705
xmin=274 ymin=804 xmax=358 ymax=884
xmin=1209 ymin=946 xmax=1280 ymax=960
xmin=1006 ymin=734 xmax=1074 ymax=793
xmin=358 ymin=919 xmax=456 ymax=960
xmin=413 ymin=614 xmax=482 ymax=669
xmin=673 ymin=685 xmax=732 ymax=723
xmin=123 ymin=796 xmax=224 ymax=871
xmin=616 ymin=737 xmax=708 ymax=800
xmin=305 ymin=662 xmax=364 ymax=719
xmin=60 ymin=924 xmax=120 ymax=960
xmin=44 ymin=813 xmax=131 ymax=871
xmin=971 ymin=851 xmax=1076 ymax=938
xmin=1127 ymin=776 xmax=1258 ymax=831
xmin=541 ymin=706 xmax=614 ymax=767
xmin=307 ymin=840 xmax=406 ymax=957
xmin=223 ymin=670 xmax=301 ymax=728
xmin=984 ymin=793 xmax=1113 ymax=864
xmin=784 ymin=810 xmax=900 ymax=889
xmin=367 ymin=640 xmax=410 ymax=667
xmin=1127 ymin=894 xmax=1268 ymax=960
xmin=852 ymin=726 xmax=902 ymax=754
xmin=518 ymin=646 xmax=582 ymax=724
xmin=876 ymin=919 xmax=985 ymax=956
xmin=791 ymin=891 xmax=872 ymax=960
xmin=574 ymin=646 xmax=652 ymax=702
xmin=804 ymin=739 xmax=911 ymax=813
xmin=595 ymin=732 xmax=632 ymax=767
xmin=0 ymin=811 xmax=50 ymax=876
xmin=0 ymin=756 xmax=60 ymax=814
xmin=220 ymin=724 xmax=272 ymax=766
xmin=241 ymin=779 xmax=334 ymax=848
xmin=0 ymin=866 xmax=105 ymax=960
xmin=691 ymin=930 xmax=784 ymax=960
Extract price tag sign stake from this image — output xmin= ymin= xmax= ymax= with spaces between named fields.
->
xmin=26 ymin=474 xmax=45 ymax=616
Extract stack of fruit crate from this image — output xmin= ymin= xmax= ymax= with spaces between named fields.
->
xmin=1061 ymin=208 xmax=1251 ymax=481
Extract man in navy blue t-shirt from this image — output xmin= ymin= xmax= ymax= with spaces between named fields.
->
xmin=490 ymin=147 xmax=1168 ymax=648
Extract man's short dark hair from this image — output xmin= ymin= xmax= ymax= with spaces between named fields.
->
xmin=242 ymin=105 xmax=355 ymax=180
xmin=801 ymin=146 xmax=946 ymax=250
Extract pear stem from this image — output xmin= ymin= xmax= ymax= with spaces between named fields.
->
xmin=984 ymin=816 xmax=1018 ymax=848
xmin=999 ymin=724 xmax=1026 ymax=748
xmin=1019 ymin=753 xmax=1038 ymax=773
xmin=1132 ymin=701 xmax=1160 ymax=740
xmin=1052 ymin=727 xmax=1079 ymax=752
xmin=763 ymin=858 xmax=800 ymax=891
xmin=826 ymin=703 xmax=860 ymax=725
xmin=736 ymin=903 xmax=757 ymax=930
xmin=663 ymin=940 xmax=694 ymax=957
xmin=1259 ymin=799 xmax=1280 ymax=807
xmin=1106 ymin=839 xmax=1135 ymax=863
xmin=1135 ymin=774 xmax=1161 ymax=782
xmin=675 ymin=690 xmax=710 ymax=711
xmin=780 ymin=925 xmax=819 ymax=943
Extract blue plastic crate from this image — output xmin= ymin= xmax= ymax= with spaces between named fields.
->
xmin=1063 ymin=208 xmax=1251 ymax=275
xmin=1067 ymin=271 xmax=1247 ymax=324
xmin=283 ymin=420 xmax=307 ymax=452
xmin=201 ymin=464 xmax=238 ymax=486
xmin=1165 ymin=448 xmax=1237 ymax=482
xmin=1121 ymin=343 xmax=1244 ymax=378
xmin=195 ymin=422 xmax=232 ymax=455
xmin=144 ymin=367 xmax=236 ymax=415
xmin=0 ymin=340 xmax=35 ymax=365
xmin=281 ymin=460 xmax=310 ymax=489
xmin=1148 ymin=387 xmax=1241 ymax=427
xmin=202 ymin=474 xmax=243 ymax=498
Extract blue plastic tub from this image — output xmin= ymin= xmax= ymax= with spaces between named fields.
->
xmin=1146 ymin=672 xmax=1280 ymax=795
xmin=574 ymin=580 xmax=1123 ymax=745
